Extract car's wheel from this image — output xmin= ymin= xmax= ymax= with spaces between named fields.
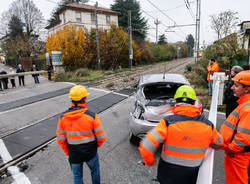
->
xmin=129 ymin=132 xmax=141 ymax=146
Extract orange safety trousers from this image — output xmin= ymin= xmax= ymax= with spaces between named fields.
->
xmin=224 ymin=153 xmax=250 ymax=184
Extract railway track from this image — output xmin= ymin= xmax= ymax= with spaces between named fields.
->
xmin=0 ymin=57 xmax=193 ymax=177
xmin=0 ymin=89 xmax=128 ymax=175
xmin=92 ymin=57 xmax=194 ymax=90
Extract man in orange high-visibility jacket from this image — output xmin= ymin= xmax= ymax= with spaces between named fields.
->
xmin=56 ymin=85 xmax=107 ymax=184
xmin=139 ymin=85 xmax=223 ymax=184
xmin=220 ymin=71 xmax=250 ymax=184
xmin=207 ymin=58 xmax=220 ymax=96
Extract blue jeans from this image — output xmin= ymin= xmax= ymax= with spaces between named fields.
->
xmin=208 ymin=81 xmax=213 ymax=96
xmin=71 ymin=153 xmax=101 ymax=184
xmin=33 ymin=76 xmax=39 ymax=83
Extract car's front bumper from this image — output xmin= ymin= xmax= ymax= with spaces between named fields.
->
xmin=129 ymin=113 xmax=158 ymax=139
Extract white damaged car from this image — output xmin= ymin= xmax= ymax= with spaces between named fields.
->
xmin=129 ymin=73 xmax=202 ymax=144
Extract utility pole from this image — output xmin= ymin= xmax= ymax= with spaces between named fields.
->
xmin=194 ymin=0 xmax=201 ymax=63
xmin=197 ymin=0 xmax=201 ymax=54
xmin=128 ymin=10 xmax=133 ymax=70
xmin=95 ymin=2 xmax=101 ymax=70
xmin=154 ymin=19 xmax=160 ymax=44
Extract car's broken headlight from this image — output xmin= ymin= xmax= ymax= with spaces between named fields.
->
xmin=138 ymin=104 xmax=145 ymax=120
xmin=133 ymin=101 xmax=145 ymax=119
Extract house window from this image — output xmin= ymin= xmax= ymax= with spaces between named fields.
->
xmin=106 ymin=15 xmax=110 ymax=24
xmin=91 ymin=13 xmax=95 ymax=24
xmin=76 ymin=12 xmax=81 ymax=22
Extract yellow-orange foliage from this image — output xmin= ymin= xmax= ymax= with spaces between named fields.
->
xmin=46 ymin=26 xmax=94 ymax=70
xmin=46 ymin=25 xmax=141 ymax=70
xmin=100 ymin=25 xmax=141 ymax=70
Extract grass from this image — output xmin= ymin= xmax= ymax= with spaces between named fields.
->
xmin=55 ymin=69 xmax=104 ymax=82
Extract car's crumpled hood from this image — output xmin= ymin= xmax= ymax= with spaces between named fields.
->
xmin=144 ymin=104 xmax=172 ymax=122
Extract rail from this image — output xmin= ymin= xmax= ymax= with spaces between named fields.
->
xmin=197 ymin=72 xmax=227 ymax=184
xmin=0 ymin=70 xmax=47 ymax=79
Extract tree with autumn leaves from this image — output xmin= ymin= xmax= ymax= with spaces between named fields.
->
xmin=46 ymin=26 xmax=93 ymax=71
xmin=46 ymin=25 xmax=141 ymax=71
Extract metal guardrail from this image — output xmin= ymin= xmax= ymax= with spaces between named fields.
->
xmin=197 ymin=72 xmax=228 ymax=184
xmin=0 ymin=70 xmax=47 ymax=79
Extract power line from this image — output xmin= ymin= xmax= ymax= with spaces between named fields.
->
xmin=144 ymin=0 xmax=187 ymax=38
xmin=167 ymin=24 xmax=196 ymax=28
xmin=141 ymin=9 xmax=186 ymax=40
xmin=142 ymin=1 xmax=194 ymax=13
xmin=145 ymin=0 xmax=175 ymax=23
xmin=142 ymin=10 xmax=155 ymax=20
xmin=184 ymin=0 xmax=195 ymax=21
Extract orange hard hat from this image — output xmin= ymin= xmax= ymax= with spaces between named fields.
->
xmin=232 ymin=70 xmax=250 ymax=86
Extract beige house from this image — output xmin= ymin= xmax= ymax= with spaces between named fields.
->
xmin=45 ymin=3 xmax=119 ymax=35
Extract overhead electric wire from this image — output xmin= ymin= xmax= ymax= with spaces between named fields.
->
xmin=141 ymin=9 xmax=185 ymax=40
xmin=142 ymin=1 xmax=194 ymax=13
xmin=145 ymin=0 xmax=175 ymax=24
xmin=141 ymin=9 xmax=156 ymax=20
xmin=144 ymin=0 xmax=187 ymax=39
xmin=184 ymin=0 xmax=195 ymax=22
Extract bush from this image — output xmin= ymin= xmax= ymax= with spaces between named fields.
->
xmin=150 ymin=44 xmax=177 ymax=62
xmin=185 ymin=64 xmax=193 ymax=72
xmin=106 ymin=82 xmax=114 ymax=88
xmin=75 ymin=68 xmax=90 ymax=77
xmin=185 ymin=70 xmax=207 ymax=88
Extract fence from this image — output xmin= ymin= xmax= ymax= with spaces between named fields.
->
xmin=0 ymin=71 xmax=47 ymax=79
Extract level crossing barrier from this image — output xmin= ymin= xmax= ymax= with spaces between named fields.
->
xmin=0 ymin=70 xmax=47 ymax=79
xmin=197 ymin=72 xmax=228 ymax=184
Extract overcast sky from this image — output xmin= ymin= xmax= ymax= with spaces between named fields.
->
xmin=1 ymin=0 xmax=250 ymax=46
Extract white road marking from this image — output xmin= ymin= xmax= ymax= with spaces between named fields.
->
xmin=88 ymin=87 xmax=129 ymax=97
xmin=0 ymin=139 xmax=31 ymax=184
xmin=0 ymin=139 xmax=12 ymax=163
xmin=88 ymin=87 xmax=112 ymax=93
xmin=63 ymin=82 xmax=76 ymax=86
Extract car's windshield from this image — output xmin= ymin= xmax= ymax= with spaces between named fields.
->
xmin=143 ymin=83 xmax=182 ymax=100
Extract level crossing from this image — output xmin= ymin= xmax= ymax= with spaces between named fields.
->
xmin=0 ymin=63 xmax=231 ymax=184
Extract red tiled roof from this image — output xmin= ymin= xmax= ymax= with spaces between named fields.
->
xmin=64 ymin=3 xmax=118 ymax=14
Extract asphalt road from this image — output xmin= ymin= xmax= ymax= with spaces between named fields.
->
xmin=1 ymin=94 xmax=228 ymax=184
xmin=0 ymin=60 xmax=230 ymax=184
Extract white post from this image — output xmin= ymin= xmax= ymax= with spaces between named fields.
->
xmin=212 ymin=72 xmax=228 ymax=105
xmin=196 ymin=72 xmax=227 ymax=184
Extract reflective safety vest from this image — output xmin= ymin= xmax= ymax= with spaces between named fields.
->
xmin=139 ymin=105 xmax=223 ymax=167
xmin=56 ymin=103 xmax=107 ymax=163
xmin=220 ymin=93 xmax=250 ymax=154
xmin=207 ymin=61 xmax=219 ymax=81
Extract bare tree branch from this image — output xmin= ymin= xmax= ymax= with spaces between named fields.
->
xmin=210 ymin=10 xmax=239 ymax=40
xmin=0 ymin=0 xmax=45 ymax=38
